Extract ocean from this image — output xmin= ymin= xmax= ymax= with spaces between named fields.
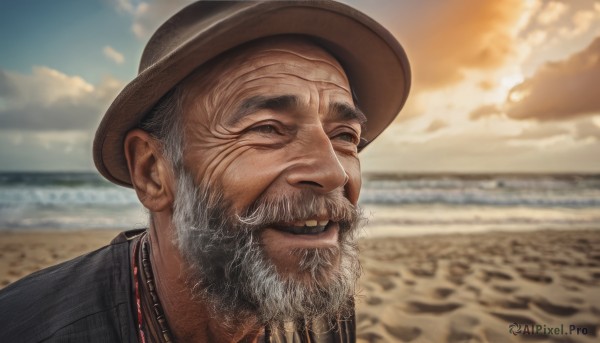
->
xmin=1 ymin=172 xmax=599 ymax=236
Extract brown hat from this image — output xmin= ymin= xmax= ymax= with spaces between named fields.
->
xmin=94 ymin=0 xmax=411 ymax=187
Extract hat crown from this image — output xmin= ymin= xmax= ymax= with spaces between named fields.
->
xmin=94 ymin=0 xmax=410 ymax=187
xmin=139 ymin=1 xmax=245 ymax=73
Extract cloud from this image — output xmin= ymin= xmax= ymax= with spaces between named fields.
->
xmin=574 ymin=117 xmax=600 ymax=140
xmin=514 ymin=123 xmax=570 ymax=140
xmin=469 ymin=104 xmax=502 ymax=120
xmin=112 ymin=0 xmax=192 ymax=39
xmin=0 ymin=70 xmax=17 ymax=97
xmin=559 ymin=10 xmax=597 ymax=38
xmin=114 ymin=0 xmax=137 ymax=14
xmin=362 ymin=127 xmax=600 ymax=173
xmin=0 ymin=67 xmax=124 ymax=130
xmin=537 ymin=1 xmax=568 ymax=25
xmin=0 ymin=130 xmax=94 ymax=171
xmin=526 ymin=30 xmax=548 ymax=46
xmin=379 ymin=0 xmax=525 ymax=90
xmin=477 ymin=79 xmax=496 ymax=91
xmin=505 ymin=36 xmax=600 ymax=121
xmin=102 ymin=45 xmax=125 ymax=64
xmin=424 ymin=119 xmax=448 ymax=133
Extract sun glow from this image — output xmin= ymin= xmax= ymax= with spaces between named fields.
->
xmin=501 ymin=74 xmax=525 ymax=91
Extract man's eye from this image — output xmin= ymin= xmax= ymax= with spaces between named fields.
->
xmin=250 ymin=124 xmax=278 ymax=134
xmin=334 ymin=132 xmax=358 ymax=144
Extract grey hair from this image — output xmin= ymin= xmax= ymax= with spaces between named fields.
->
xmin=171 ymin=168 xmax=362 ymax=328
xmin=137 ymin=86 xmax=186 ymax=170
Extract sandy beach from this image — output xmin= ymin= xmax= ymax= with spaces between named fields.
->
xmin=1 ymin=229 xmax=599 ymax=342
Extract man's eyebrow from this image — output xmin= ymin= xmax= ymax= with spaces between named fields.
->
xmin=227 ymin=95 xmax=299 ymax=126
xmin=328 ymin=102 xmax=367 ymax=131
xmin=227 ymin=95 xmax=367 ymax=132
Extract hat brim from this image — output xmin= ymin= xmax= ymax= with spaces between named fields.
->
xmin=94 ymin=1 xmax=410 ymax=187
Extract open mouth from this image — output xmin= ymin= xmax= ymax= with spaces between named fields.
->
xmin=262 ymin=218 xmax=339 ymax=248
xmin=273 ymin=219 xmax=332 ymax=235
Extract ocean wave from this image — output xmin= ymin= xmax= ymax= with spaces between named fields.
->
xmin=2 ymin=173 xmax=600 ymax=208
xmin=370 ymin=216 xmax=600 ymax=226
xmin=0 ymin=186 xmax=140 ymax=207
xmin=1 ymin=186 xmax=598 ymax=208
xmin=363 ymin=175 xmax=600 ymax=191
xmin=359 ymin=188 xmax=600 ymax=207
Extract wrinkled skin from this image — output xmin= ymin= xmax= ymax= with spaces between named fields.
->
xmin=179 ymin=37 xmax=363 ymax=278
xmin=125 ymin=36 xmax=364 ymax=342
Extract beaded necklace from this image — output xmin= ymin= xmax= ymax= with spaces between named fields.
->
xmin=133 ymin=233 xmax=174 ymax=342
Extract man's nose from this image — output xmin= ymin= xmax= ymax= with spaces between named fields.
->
xmin=285 ymin=130 xmax=348 ymax=194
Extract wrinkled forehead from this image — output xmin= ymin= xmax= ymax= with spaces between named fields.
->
xmin=179 ymin=36 xmax=352 ymax=109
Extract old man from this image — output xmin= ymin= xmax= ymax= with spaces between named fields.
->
xmin=0 ymin=1 xmax=409 ymax=342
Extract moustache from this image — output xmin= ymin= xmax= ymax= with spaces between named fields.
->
xmin=236 ymin=188 xmax=362 ymax=235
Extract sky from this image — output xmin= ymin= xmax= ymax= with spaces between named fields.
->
xmin=1 ymin=0 xmax=600 ymax=174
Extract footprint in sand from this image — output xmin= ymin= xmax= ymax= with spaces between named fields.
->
xmin=549 ymin=258 xmax=570 ymax=266
xmin=405 ymin=300 xmax=463 ymax=314
xmin=533 ymin=299 xmax=579 ymax=316
xmin=519 ymin=270 xmax=553 ymax=284
xmin=465 ymin=285 xmax=481 ymax=296
xmin=366 ymin=296 xmax=383 ymax=306
xmin=370 ymin=268 xmax=400 ymax=278
xmin=409 ymin=265 xmax=436 ymax=278
xmin=481 ymin=269 xmax=513 ymax=282
xmin=446 ymin=276 xmax=464 ymax=286
xmin=383 ymin=324 xmax=421 ymax=342
xmin=492 ymin=284 xmax=518 ymax=294
xmin=433 ymin=287 xmax=455 ymax=299
xmin=447 ymin=331 xmax=482 ymax=343
xmin=7 ymin=269 xmax=21 ymax=277
xmin=590 ymin=254 xmax=600 ymax=262
xmin=357 ymin=331 xmax=385 ymax=343
xmin=449 ymin=314 xmax=481 ymax=342
xmin=450 ymin=315 xmax=479 ymax=328
xmin=447 ymin=262 xmax=472 ymax=284
xmin=564 ymin=284 xmax=580 ymax=291
xmin=489 ymin=311 xmax=536 ymax=325
xmin=370 ymin=276 xmax=396 ymax=291
xmin=568 ymin=297 xmax=585 ymax=305
xmin=356 ymin=313 xmax=379 ymax=328
xmin=499 ymin=296 xmax=529 ymax=310
xmin=561 ymin=273 xmax=590 ymax=285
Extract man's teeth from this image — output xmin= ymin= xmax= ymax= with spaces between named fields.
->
xmin=305 ymin=219 xmax=318 ymax=227
xmin=294 ymin=219 xmax=329 ymax=227
xmin=280 ymin=219 xmax=331 ymax=234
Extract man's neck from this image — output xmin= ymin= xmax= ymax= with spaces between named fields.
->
xmin=147 ymin=214 xmax=263 ymax=343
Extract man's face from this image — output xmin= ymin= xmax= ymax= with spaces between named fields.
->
xmin=181 ymin=38 xmax=363 ymax=272
xmin=171 ymin=37 xmax=364 ymax=324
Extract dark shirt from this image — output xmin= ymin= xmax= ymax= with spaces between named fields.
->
xmin=0 ymin=230 xmax=140 ymax=343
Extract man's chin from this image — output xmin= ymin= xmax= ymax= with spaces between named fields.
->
xmin=288 ymin=246 xmax=343 ymax=287
xmin=259 ymin=224 xmax=343 ymax=285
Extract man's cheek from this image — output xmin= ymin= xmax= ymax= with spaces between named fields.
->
xmin=219 ymin=155 xmax=285 ymax=213
xmin=185 ymin=142 xmax=247 ymax=185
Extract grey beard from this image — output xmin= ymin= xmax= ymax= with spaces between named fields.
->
xmin=171 ymin=168 xmax=364 ymax=328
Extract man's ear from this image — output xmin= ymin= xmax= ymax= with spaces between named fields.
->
xmin=124 ymin=129 xmax=175 ymax=212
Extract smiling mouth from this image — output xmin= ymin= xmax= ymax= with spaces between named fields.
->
xmin=273 ymin=219 xmax=331 ymax=235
